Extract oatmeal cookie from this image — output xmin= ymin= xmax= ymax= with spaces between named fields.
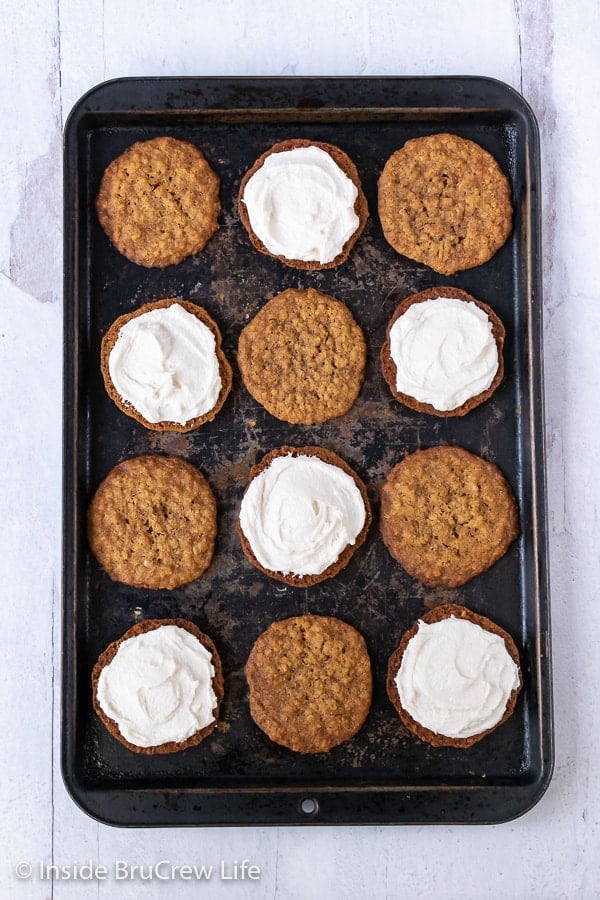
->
xmin=95 ymin=136 xmax=220 ymax=267
xmin=245 ymin=614 xmax=372 ymax=753
xmin=387 ymin=604 xmax=521 ymax=748
xmin=238 ymin=138 xmax=368 ymax=269
xmin=237 ymin=446 xmax=371 ymax=587
xmin=87 ymin=455 xmax=217 ymax=589
xmin=380 ymin=446 xmax=519 ymax=588
xmin=101 ymin=298 xmax=232 ymax=432
xmin=380 ymin=286 xmax=505 ymax=416
xmin=238 ymin=287 xmax=366 ymax=424
xmin=92 ymin=618 xmax=224 ymax=755
xmin=378 ymin=133 xmax=512 ymax=275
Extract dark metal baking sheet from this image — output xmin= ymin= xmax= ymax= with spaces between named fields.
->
xmin=62 ymin=76 xmax=553 ymax=826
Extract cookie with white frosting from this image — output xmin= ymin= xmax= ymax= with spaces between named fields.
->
xmin=92 ymin=619 xmax=224 ymax=755
xmin=381 ymin=287 xmax=505 ymax=417
xmin=245 ymin=614 xmax=372 ymax=753
xmin=100 ymin=298 xmax=232 ymax=432
xmin=237 ymin=446 xmax=371 ymax=587
xmin=386 ymin=604 xmax=521 ymax=748
xmin=238 ymin=139 xmax=368 ymax=269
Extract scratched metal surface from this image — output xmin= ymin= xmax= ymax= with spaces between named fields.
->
xmin=62 ymin=77 xmax=551 ymax=824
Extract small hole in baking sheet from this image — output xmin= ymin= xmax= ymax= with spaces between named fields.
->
xmin=299 ymin=797 xmax=318 ymax=816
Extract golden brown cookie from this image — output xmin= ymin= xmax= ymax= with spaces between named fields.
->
xmin=237 ymin=287 xmax=366 ymax=424
xmin=380 ymin=286 xmax=505 ymax=417
xmin=245 ymin=614 xmax=372 ymax=753
xmin=380 ymin=446 xmax=519 ymax=588
xmin=386 ymin=604 xmax=522 ymax=748
xmin=237 ymin=446 xmax=371 ymax=587
xmin=238 ymin=138 xmax=368 ymax=269
xmin=100 ymin=298 xmax=232 ymax=432
xmin=378 ymin=133 xmax=512 ymax=275
xmin=92 ymin=618 xmax=224 ymax=755
xmin=87 ymin=455 xmax=217 ymax=589
xmin=95 ymin=136 xmax=220 ymax=267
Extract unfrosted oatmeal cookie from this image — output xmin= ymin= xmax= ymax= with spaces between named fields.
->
xmin=96 ymin=136 xmax=220 ymax=267
xmin=380 ymin=445 xmax=519 ymax=588
xmin=87 ymin=455 xmax=217 ymax=589
xmin=238 ymin=287 xmax=366 ymax=424
xmin=378 ymin=133 xmax=512 ymax=275
xmin=245 ymin=614 xmax=372 ymax=753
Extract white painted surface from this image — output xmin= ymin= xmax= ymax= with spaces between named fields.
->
xmin=2 ymin=1 xmax=599 ymax=897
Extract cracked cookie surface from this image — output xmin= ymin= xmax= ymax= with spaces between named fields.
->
xmin=378 ymin=133 xmax=512 ymax=275
xmin=96 ymin=136 xmax=220 ymax=267
xmin=87 ymin=455 xmax=217 ymax=589
xmin=380 ymin=445 xmax=519 ymax=588
xmin=237 ymin=287 xmax=366 ymax=424
xmin=245 ymin=614 xmax=372 ymax=753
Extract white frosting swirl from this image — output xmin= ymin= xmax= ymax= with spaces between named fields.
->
xmin=108 ymin=303 xmax=222 ymax=424
xmin=395 ymin=616 xmax=520 ymax=739
xmin=239 ymin=453 xmax=366 ymax=576
xmin=241 ymin=145 xmax=360 ymax=264
xmin=389 ymin=296 xmax=499 ymax=411
xmin=96 ymin=625 xmax=217 ymax=748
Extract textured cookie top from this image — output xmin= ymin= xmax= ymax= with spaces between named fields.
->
xmin=238 ymin=138 xmax=368 ymax=269
xmin=237 ymin=445 xmax=371 ymax=587
xmin=92 ymin=618 xmax=224 ymax=755
xmin=380 ymin=446 xmax=519 ymax=588
xmin=237 ymin=287 xmax=366 ymax=424
xmin=378 ymin=133 xmax=512 ymax=275
xmin=87 ymin=455 xmax=217 ymax=589
xmin=380 ymin=286 xmax=505 ymax=417
xmin=101 ymin=298 xmax=232 ymax=432
xmin=386 ymin=604 xmax=521 ymax=748
xmin=96 ymin=136 xmax=220 ymax=267
xmin=245 ymin=614 xmax=373 ymax=753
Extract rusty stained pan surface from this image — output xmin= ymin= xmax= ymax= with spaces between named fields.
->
xmin=62 ymin=77 xmax=552 ymax=825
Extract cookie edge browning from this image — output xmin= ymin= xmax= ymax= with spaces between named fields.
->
xmin=87 ymin=454 xmax=217 ymax=590
xmin=386 ymin=604 xmax=522 ymax=748
xmin=95 ymin=136 xmax=221 ymax=268
xmin=380 ymin=445 xmax=520 ymax=588
xmin=380 ymin=286 xmax=505 ymax=417
xmin=101 ymin=298 xmax=233 ymax=432
xmin=237 ymin=287 xmax=367 ymax=425
xmin=377 ymin=132 xmax=513 ymax=275
xmin=237 ymin=445 xmax=372 ymax=587
xmin=245 ymin=614 xmax=373 ymax=753
xmin=238 ymin=138 xmax=369 ymax=270
xmin=92 ymin=618 xmax=224 ymax=755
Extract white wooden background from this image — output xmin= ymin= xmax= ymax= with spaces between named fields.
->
xmin=2 ymin=1 xmax=599 ymax=897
